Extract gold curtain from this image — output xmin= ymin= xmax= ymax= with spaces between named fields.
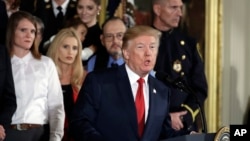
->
xmin=205 ymin=0 xmax=222 ymax=132
xmin=99 ymin=0 xmax=107 ymax=26
xmin=99 ymin=0 xmax=126 ymax=26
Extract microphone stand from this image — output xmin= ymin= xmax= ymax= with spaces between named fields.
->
xmin=174 ymin=79 xmax=207 ymax=133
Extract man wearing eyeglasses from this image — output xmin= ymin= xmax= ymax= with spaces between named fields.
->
xmin=87 ymin=17 xmax=127 ymax=72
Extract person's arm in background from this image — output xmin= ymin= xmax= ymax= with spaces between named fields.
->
xmin=159 ymin=84 xmax=190 ymax=140
xmin=82 ymin=45 xmax=96 ymax=61
xmin=0 ymin=46 xmax=16 ymax=140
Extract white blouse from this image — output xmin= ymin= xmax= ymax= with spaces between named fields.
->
xmin=11 ymin=52 xmax=65 ymax=141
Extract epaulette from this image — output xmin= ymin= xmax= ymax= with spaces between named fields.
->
xmin=196 ymin=42 xmax=204 ymax=61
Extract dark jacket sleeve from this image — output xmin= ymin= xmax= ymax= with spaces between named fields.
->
xmin=0 ymin=1 xmax=8 ymax=45
xmin=69 ymin=73 xmax=104 ymax=141
xmin=180 ymin=35 xmax=207 ymax=130
xmin=159 ymin=85 xmax=190 ymax=140
xmin=0 ymin=45 xmax=17 ymax=128
xmin=154 ymin=29 xmax=208 ymax=131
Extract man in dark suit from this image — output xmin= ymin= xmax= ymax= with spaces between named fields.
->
xmin=0 ymin=45 xmax=16 ymax=140
xmin=70 ymin=25 xmax=191 ymax=141
xmin=34 ymin=0 xmax=77 ymax=54
xmin=152 ymin=0 xmax=208 ymax=132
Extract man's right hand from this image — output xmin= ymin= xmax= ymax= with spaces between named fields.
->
xmin=170 ymin=111 xmax=187 ymax=131
xmin=0 ymin=125 xmax=5 ymax=141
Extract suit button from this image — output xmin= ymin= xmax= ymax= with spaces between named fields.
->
xmin=181 ymin=72 xmax=185 ymax=76
xmin=182 ymin=55 xmax=186 ymax=60
xmin=180 ymin=40 xmax=185 ymax=46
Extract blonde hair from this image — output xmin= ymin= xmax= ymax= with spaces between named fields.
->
xmin=47 ymin=28 xmax=84 ymax=91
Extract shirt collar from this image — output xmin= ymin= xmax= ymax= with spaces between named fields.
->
xmin=52 ymin=0 xmax=70 ymax=15
xmin=108 ymin=56 xmax=124 ymax=66
xmin=125 ymin=64 xmax=149 ymax=85
xmin=11 ymin=52 xmax=32 ymax=65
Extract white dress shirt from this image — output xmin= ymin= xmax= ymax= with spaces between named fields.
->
xmin=125 ymin=64 xmax=149 ymax=123
xmin=11 ymin=52 xmax=65 ymax=141
xmin=52 ymin=0 xmax=70 ymax=16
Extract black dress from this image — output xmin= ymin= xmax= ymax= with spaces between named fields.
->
xmin=61 ymin=84 xmax=74 ymax=141
xmin=62 ymin=84 xmax=74 ymax=121
xmin=82 ymin=22 xmax=108 ymax=66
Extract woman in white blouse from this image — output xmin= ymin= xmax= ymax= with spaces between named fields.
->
xmin=4 ymin=11 xmax=65 ymax=141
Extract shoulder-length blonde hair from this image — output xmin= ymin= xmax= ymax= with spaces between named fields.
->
xmin=47 ymin=28 xmax=84 ymax=91
xmin=6 ymin=11 xmax=41 ymax=59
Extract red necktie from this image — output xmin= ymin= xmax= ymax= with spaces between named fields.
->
xmin=135 ymin=78 xmax=145 ymax=138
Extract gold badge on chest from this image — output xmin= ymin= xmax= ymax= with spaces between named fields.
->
xmin=173 ymin=60 xmax=182 ymax=73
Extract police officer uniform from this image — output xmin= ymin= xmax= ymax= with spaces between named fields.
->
xmin=34 ymin=0 xmax=77 ymax=54
xmin=154 ymin=28 xmax=208 ymax=131
xmin=19 ymin=0 xmax=37 ymax=14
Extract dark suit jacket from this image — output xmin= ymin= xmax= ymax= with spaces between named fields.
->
xmin=0 ymin=1 xmax=8 ymax=45
xmin=0 ymin=45 xmax=16 ymax=128
xmin=70 ymin=64 xmax=188 ymax=141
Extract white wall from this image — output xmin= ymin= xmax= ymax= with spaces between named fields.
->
xmin=222 ymin=0 xmax=250 ymax=125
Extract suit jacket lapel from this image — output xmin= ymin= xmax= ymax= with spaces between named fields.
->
xmin=142 ymin=76 xmax=160 ymax=138
xmin=117 ymin=65 xmax=138 ymax=137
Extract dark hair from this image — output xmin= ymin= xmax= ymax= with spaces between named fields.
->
xmin=77 ymin=0 xmax=100 ymax=5
xmin=33 ymin=16 xmax=44 ymax=36
xmin=64 ymin=15 xmax=88 ymax=30
xmin=6 ymin=11 xmax=41 ymax=59
xmin=10 ymin=0 xmax=21 ymax=10
xmin=101 ymin=16 xmax=126 ymax=31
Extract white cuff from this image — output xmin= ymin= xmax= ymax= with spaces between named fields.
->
xmin=43 ymin=35 xmax=55 ymax=50
xmin=82 ymin=47 xmax=94 ymax=61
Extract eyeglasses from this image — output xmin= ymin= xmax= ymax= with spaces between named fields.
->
xmin=103 ymin=32 xmax=124 ymax=42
